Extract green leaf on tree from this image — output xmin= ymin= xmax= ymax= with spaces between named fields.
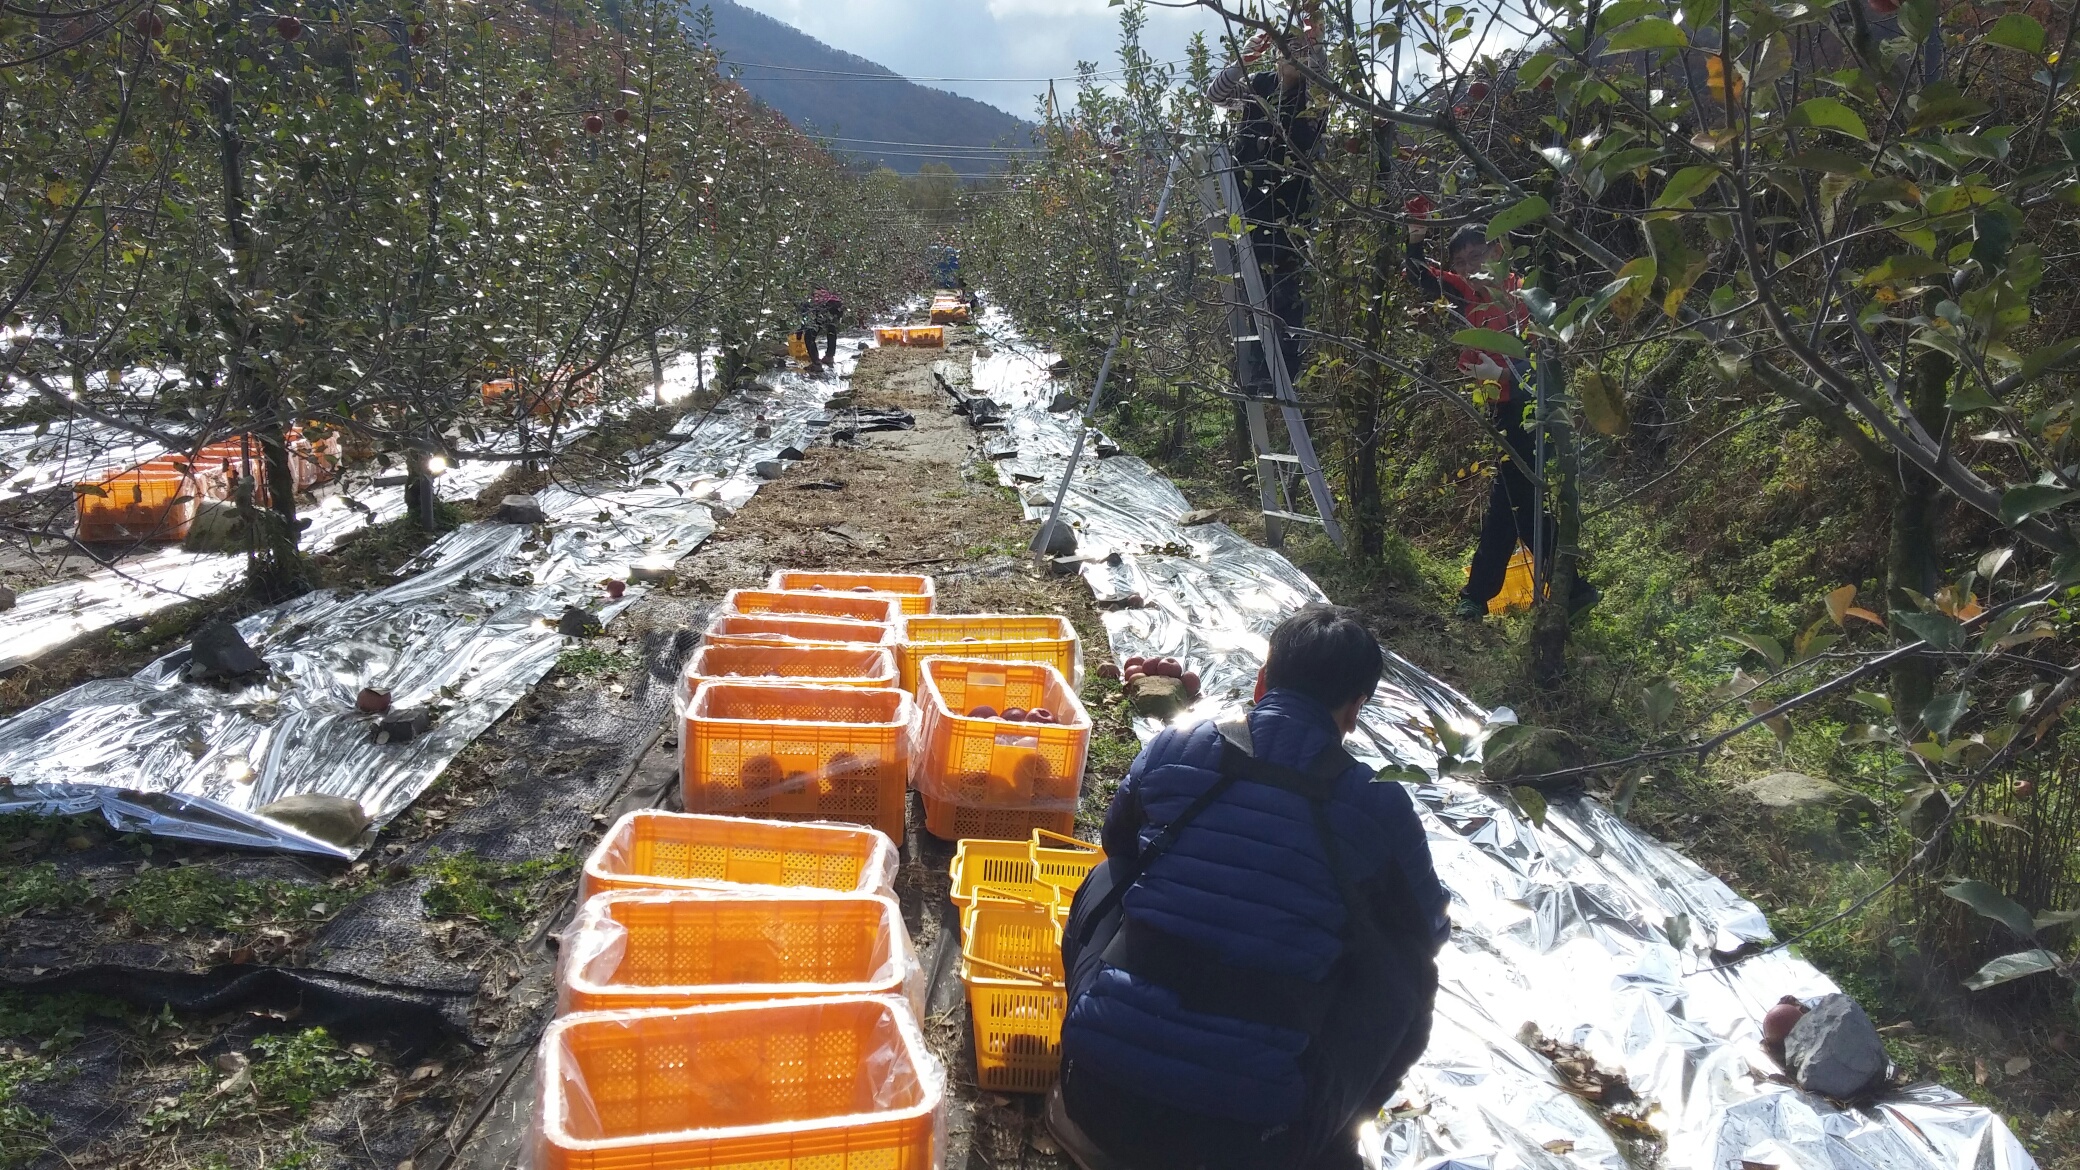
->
xmin=1653 ymin=165 xmax=1720 ymax=209
xmin=1943 ymin=879 xmax=2038 ymax=939
xmin=1451 ymin=328 xmax=1528 ymax=359
xmin=1601 ymin=17 xmax=1687 ymax=52
xmin=1984 ymin=13 xmax=2046 ymax=55
xmin=1998 ymin=482 xmax=2079 ymax=526
xmin=1783 ymin=150 xmax=1874 ymax=178
xmin=2019 ymin=336 xmax=2080 ymax=380
xmin=1920 ymin=690 xmax=1970 ymax=738
xmin=1892 ymin=609 xmax=1961 ymax=650
xmin=1965 ymin=949 xmax=2066 ymax=989
xmin=1723 ymin=632 xmax=1785 ymax=667
xmin=1486 ymin=196 xmax=1550 ymax=239
xmin=1576 ymin=370 xmax=1629 ymax=436
xmin=1790 ymin=97 xmax=1869 ymax=141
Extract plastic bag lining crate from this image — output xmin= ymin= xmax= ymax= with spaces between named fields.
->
xmin=684 ymin=643 xmax=899 ymax=691
xmin=768 ymin=570 xmax=936 ymax=616
xmin=580 ymin=810 xmax=898 ymax=902
xmin=532 ymin=995 xmax=943 ymax=1170
xmin=703 ymin=612 xmax=898 ymax=649
xmin=895 ymin=612 xmax=1080 ymax=692
xmin=915 ymin=658 xmax=1089 ymax=843
xmin=75 ymin=469 xmax=199 ymax=543
xmin=725 ymin=587 xmax=902 ymax=626
xmin=558 ymin=891 xmax=922 ymax=1017
xmin=961 ymin=898 xmax=1068 ymax=1094
xmin=683 ymin=681 xmax=914 ymax=842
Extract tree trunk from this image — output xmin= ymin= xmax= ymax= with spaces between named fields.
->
xmin=648 ymin=328 xmax=665 ymax=405
xmin=215 ymin=5 xmax=305 ymax=601
xmin=1528 ymin=359 xmax=1582 ymax=689
xmin=1888 ymin=344 xmax=1953 ymax=732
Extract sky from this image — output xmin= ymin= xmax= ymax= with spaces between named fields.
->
xmin=729 ymin=1 xmax=1233 ymax=120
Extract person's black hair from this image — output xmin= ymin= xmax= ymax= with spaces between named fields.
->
xmin=1262 ymin=604 xmax=1383 ymax=710
xmin=1447 ymin=223 xmax=1492 ymax=260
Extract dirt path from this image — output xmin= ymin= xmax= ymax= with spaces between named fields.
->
xmin=648 ymin=336 xmax=1132 ymax=1170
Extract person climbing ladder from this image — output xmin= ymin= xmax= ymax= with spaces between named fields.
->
xmin=1403 ymin=215 xmax=1595 ymax=620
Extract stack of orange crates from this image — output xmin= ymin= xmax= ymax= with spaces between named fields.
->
xmin=74 ymin=428 xmax=336 ymax=544
xmin=538 ymin=811 xmax=943 ymax=1170
xmin=75 ymin=467 xmax=202 ymax=543
xmin=677 ymin=575 xmax=928 ymax=843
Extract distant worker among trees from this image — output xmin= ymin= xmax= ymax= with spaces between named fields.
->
xmin=1205 ymin=18 xmax=1324 ymax=389
xmin=1404 ymin=218 xmax=1595 ymax=619
xmin=797 ymin=288 xmax=844 ymax=373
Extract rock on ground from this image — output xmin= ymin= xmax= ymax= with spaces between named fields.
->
xmin=1783 ymin=992 xmax=1888 ymax=1099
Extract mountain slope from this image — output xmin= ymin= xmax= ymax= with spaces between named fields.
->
xmin=691 ymin=1 xmax=1034 ymax=175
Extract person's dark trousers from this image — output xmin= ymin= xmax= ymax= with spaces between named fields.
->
xmin=1462 ymin=396 xmax=1555 ymax=606
xmin=1239 ymin=224 xmax=1306 ymax=392
xmin=800 ymin=324 xmax=837 ymax=367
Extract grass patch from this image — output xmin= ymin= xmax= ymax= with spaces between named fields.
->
xmin=554 ymin=646 xmax=634 ymax=677
xmin=112 ymin=867 xmax=327 ymax=934
xmin=143 ymin=1027 xmax=374 ymax=1134
xmin=418 ymin=850 xmax=575 ymax=939
xmin=0 ymin=1054 xmax=56 ymax=1169
xmin=0 ymin=864 xmax=89 ymax=920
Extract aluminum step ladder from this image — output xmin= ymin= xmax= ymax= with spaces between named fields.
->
xmin=1199 ymin=145 xmax=1344 ymax=551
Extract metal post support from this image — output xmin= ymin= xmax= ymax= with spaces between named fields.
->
xmin=1031 ymin=151 xmax=1186 ymax=563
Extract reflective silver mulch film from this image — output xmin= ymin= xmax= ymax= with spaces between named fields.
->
xmin=0 ymin=353 xmax=726 ymax=672
xmin=0 ymin=346 xmax=859 ymax=858
xmin=967 ymin=309 xmax=2034 ymax=1170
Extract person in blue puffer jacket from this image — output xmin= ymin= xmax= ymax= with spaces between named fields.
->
xmin=1047 ymin=604 xmax=1450 ymax=1170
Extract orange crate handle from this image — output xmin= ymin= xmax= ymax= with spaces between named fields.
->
xmin=961 ymin=951 xmax=1064 ymax=987
xmin=1031 ymin=829 xmax=1099 ymax=854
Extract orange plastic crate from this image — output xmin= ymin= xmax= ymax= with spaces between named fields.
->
xmin=768 ymin=570 xmax=936 ymax=616
xmin=683 ymin=681 xmax=914 ymax=842
xmin=725 ymin=587 xmax=902 ymax=626
xmin=684 ymin=643 xmax=899 ymax=691
xmin=915 ymin=659 xmax=1088 ymax=843
xmin=961 ymin=898 xmax=1067 ymax=1094
xmin=875 ymin=327 xmax=907 ymax=347
xmin=896 ymin=613 xmax=1081 ymax=691
xmin=75 ymin=470 xmax=199 ymax=543
xmin=558 ymin=891 xmax=922 ymax=1017
xmin=703 ymin=612 xmax=898 ymax=649
xmin=532 ymin=996 xmax=943 ymax=1170
xmin=903 ymin=326 xmax=945 ymax=348
xmin=580 ymin=810 xmax=897 ymax=902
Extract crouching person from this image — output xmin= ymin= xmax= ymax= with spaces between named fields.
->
xmin=1048 ymin=604 xmax=1449 ymax=1170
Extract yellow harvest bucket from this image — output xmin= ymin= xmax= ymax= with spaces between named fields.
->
xmin=1463 ymin=546 xmax=1538 ymax=615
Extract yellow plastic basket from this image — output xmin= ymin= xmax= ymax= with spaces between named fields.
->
xmin=960 ymin=897 xmax=1067 ymax=1094
xmin=948 ymin=838 xmax=1052 ymax=910
xmin=1030 ymin=830 xmax=1103 ymax=901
